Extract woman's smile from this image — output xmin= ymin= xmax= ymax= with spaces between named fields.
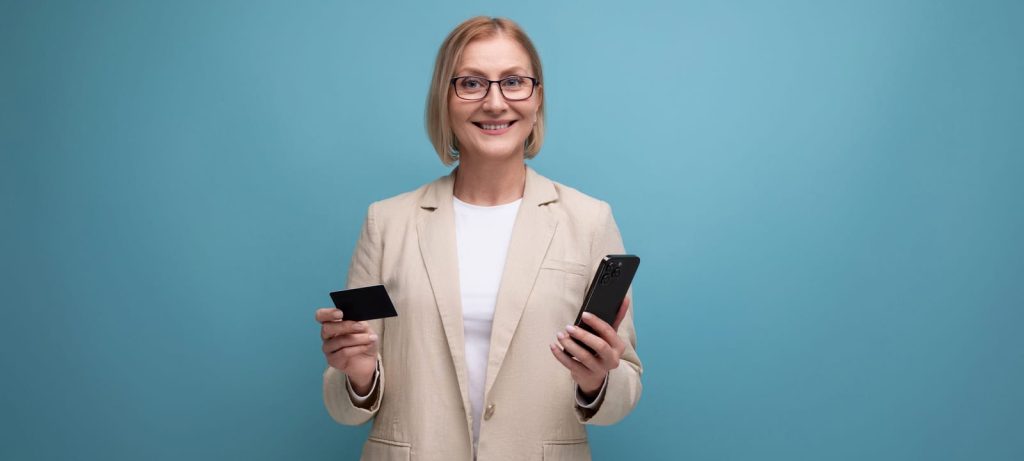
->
xmin=473 ymin=119 xmax=517 ymax=135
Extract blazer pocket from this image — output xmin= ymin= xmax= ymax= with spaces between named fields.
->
xmin=542 ymin=439 xmax=591 ymax=461
xmin=361 ymin=437 xmax=411 ymax=461
xmin=540 ymin=258 xmax=590 ymax=305
xmin=540 ymin=258 xmax=588 ymax=276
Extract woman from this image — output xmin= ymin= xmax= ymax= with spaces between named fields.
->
xmin=315 ymin=17 xmax=642 ymax=461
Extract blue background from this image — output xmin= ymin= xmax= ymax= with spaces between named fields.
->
xmin=2 ymin=0 xmax=1022 ymax=459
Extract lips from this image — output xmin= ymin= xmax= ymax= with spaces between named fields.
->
xmin=472 ymin=120 xmax=516 ymax=132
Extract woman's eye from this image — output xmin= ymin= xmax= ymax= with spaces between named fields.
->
xmin=461 ymin=78 xmax=484 ymax=89
xmin=502 ymin=77 xmax=523 ymax=87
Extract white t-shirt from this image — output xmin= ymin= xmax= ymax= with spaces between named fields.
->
xmin=453 ymin=195 xmax=522 ymax=451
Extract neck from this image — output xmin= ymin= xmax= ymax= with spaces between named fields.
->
xmin=453 ymin=154 xmax=526 ymax=206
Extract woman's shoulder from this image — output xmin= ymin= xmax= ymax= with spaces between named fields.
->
xmin=548 ymin=177 xmax=610 ymax=213
xmin=360 ymin=172 xmax=452 ymax=222
xmin=539 ymin=172 xmax=617 ymax=229
xmin=370 ymin=181 xmax=433 ymax=210
xmin=540 ymin=172 xmax=624 ymax=255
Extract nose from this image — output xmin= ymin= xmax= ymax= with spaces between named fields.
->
xmin=481 ymin=82 xmax=509 ymax=113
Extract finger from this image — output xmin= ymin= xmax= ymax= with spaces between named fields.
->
xmin=326 ymin=338 xmax=376 ymax=361
xmin=581 ymin=312 xmax=624 ymax=351
xmin=549 ymin=342 xmax=588 ymax=375
xmin=322 ymin=333 xmax=375 ymax=354
xmin=321 ymin=320 xmax=369 ymax=340
xmin=315 ymin=308 xmax=344 ymax=323
xmin=611 ymin=296 xmax=631 ymax=331
xmin=557 ymin=331 xmax=601 ymax=371
xmin=337 ymin=342 xmax=375 ymax=359
xmin=322 ymin=320 xmax=367 ymax=339
xmin=563 ymin=324 xmax=612 ymax=359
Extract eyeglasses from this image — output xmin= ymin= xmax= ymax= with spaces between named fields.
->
xmin=450 ymin=75 xmax=539 ymax=101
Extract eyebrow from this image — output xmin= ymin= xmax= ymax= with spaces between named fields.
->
xmin=455 ymin=66 xmax=532 ymax=77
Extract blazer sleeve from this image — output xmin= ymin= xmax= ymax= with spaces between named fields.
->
xmin=323 ymin=202 xmax=387 ymax=425
xmin=575 ymin=201 xmax=644 ymax=425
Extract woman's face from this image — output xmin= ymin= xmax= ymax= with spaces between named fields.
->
xmin=449 ymin=34 xmax=542 ymax=162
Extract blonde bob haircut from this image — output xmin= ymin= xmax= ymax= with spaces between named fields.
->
xmin=425 ymin=17 xmax=545 ymax=166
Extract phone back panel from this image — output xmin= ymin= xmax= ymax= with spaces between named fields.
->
xmin=574 ymin=255 xmax=640 ymax=331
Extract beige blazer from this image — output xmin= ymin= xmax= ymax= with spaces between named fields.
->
xmin=323 ymin=166 xmax=642 ymax=461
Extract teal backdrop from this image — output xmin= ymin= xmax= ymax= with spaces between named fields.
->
xmin=2 ymin=0 xmax=1022 ymax=459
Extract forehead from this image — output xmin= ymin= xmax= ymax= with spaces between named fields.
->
xmin=456 ymin=34 xmax=533 ymax=76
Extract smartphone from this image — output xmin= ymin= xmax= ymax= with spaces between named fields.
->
xmin=571 ymin=255 xmax=640 ymax=354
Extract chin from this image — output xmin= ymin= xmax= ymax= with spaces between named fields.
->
xmin=460 ymin=137 xmax=528 ymax=161
xmin=471 ymin=144 xmax=525 ymax=160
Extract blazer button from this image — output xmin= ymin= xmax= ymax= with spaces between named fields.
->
xmin=484 ymin=403 xmax=495 ymax=420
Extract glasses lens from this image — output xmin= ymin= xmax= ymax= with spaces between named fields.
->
xmin=455 ymin=77 xmax=488 ymax=100
xmin=500 ymin=76 xmax=533 ymax=100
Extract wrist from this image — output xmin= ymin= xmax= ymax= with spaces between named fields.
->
xmin=348 ymin=366 xmax=376 ymax=395
xmin=578 ymin=374 xmax=606 ymax=397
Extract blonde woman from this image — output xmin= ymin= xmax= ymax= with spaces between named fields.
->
xmin=315 ymin=16 xmax=642 ymax=461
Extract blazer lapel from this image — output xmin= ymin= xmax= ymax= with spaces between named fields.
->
xmin=416 ymin=166 xmax=560 ymax=421
xmin=484 ymin=166 xmax=559 ymax=398
xmin=416 ymin=171 xmax=474 ymax=423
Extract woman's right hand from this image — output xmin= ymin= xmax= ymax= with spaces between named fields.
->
xmin=316 ymin=308 xmax=379 ymax=395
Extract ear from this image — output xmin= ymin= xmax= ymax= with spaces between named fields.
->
xmin=535 ymin=88 xmax=543 ymax=124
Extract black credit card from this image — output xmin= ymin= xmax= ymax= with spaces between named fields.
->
xmin=328 ymin=285 xmax=398 ymax=321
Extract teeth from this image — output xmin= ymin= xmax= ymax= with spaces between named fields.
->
xmin=480 ymin=122 xmax=510 ymax=130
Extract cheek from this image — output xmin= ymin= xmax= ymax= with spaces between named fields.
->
xmin=448 ymin=104 xmax=467 ymax=124
xmin=518 ymin=103 xmax=540 ymax=124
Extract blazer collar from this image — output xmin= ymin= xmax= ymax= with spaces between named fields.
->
xmin=416 ymin=164 xmax=560 ymax=417
xmin=417 ymin=165 xmax=558 ymax=209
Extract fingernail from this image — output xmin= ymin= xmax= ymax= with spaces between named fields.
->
xmin=369 ymin=334 xmax=378 ymax=341
xmin=333 ymin=311 xmax=344 ymax=320
xmin=556 ymin=331 xmax=566 ymax=340
xmin=582 ymin=312 xmax=593 ymax=320
xmin=566 ymin=325 xmax=577 ymax=334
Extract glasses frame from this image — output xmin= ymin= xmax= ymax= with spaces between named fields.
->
xmin=450 ymin=76 xmax=539 ymax=101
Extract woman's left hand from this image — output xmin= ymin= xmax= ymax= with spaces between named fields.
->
xmin=550 ymin=297 xmax=631 ymax=398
